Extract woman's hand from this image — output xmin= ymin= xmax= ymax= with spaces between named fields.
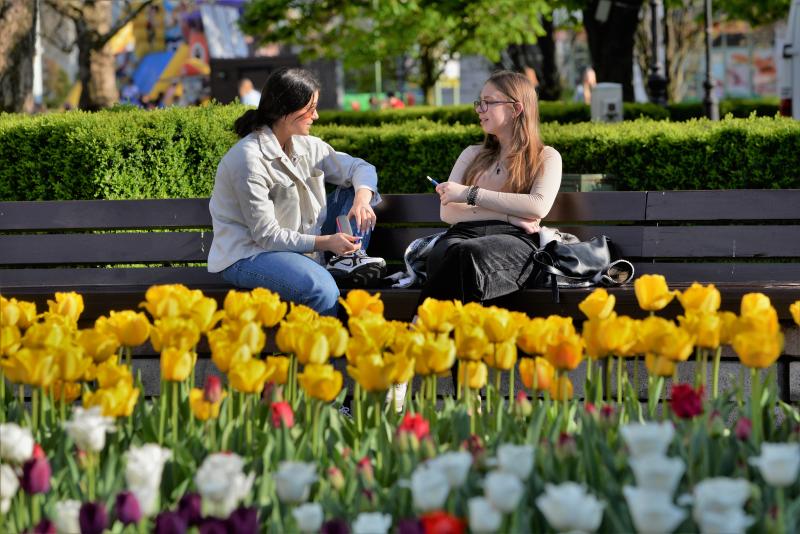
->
xmin=508 ymin=215 xmax=540 ymax=234
xmin=436 ymin=182 xmax=469 ymax=205
xmin=347 ymin=189 xmax=377 ymax=233
xmin=316 ymin=233 xmax=361 ymax=256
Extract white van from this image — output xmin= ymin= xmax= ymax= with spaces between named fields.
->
xmin=780 ymin=0 xmax=800 ymax=118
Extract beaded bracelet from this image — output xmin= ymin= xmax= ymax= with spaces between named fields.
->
xmin=466 ymin=185 xmax=479 ymax=206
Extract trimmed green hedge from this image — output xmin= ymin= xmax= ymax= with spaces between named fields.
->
xmin=1 ymin=105 xmax=797 ymax=200
xmin=317 ymin=99 xmax=779 ymax=126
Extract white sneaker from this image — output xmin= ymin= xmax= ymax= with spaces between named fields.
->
xmin=327 ymin=249 xmax=386 ymax=286
xmin=385 ymin=382 xmax=407 ymax=413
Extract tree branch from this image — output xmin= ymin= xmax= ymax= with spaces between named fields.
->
xmin=95 ymin=0 xmax=155 ymax=49
xmin=44 ymin=0 xmax=82 ymax=21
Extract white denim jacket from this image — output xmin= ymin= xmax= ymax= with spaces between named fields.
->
xmin=207 ymin=127 xmax=381 ymax=273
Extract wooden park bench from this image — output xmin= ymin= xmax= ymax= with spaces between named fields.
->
xmin=1 ymin=190 xmax=798 ymax=400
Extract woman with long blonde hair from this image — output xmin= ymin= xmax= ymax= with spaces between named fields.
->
xmin=418 ymin=70 xmax=562 ymax=305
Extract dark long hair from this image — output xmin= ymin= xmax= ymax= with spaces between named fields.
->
xmin=233 ymin=67 xmax=321 ymax=138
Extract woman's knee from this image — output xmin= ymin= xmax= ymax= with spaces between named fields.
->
xmin=302 ymin=271 xmax=340 ymax=315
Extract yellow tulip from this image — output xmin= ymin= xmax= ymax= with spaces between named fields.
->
xmin=348 ymin=313 xmax=394 ymax=350
xmin=718 ymin=311 xmax=739 ymax=345
xmin=517 ymin=317 xmax=553 ymax=356
xmin=76 ymin=327 xmax=120 ymax=364
xmin=15 ymin=301 xmax=37 ymax=329
xmin=732 ymin=330 xmax=784 ymax=369
xmin=484 ymin=340 xmax=517 ymax=371
xmin=384 ymin=351 xmax=415 ymax=384
xmin=230 ymin=320 xmax=265 ymax=354
xmin=0 ymin=348 xmax=58 ymax=387
xmin=285 ymin=303 xmax=319 ymax=324
xmin=249 ymin=287 xmax=287 ymax=327
xmin=459 ymin=302 xmax=487 ymax=325
xmin=275 ymin=321 xmax=302 ymax=354
xmin=229 ymin=358 xmax=272 ymax=394
xmin=223 ymin=290 xmax=258 ymax=323
xmin=347 ymin=353 xmax=392 ymax=392
xmin=632 ymin=316 xmax=674 ymax=355
xmin=740 ymin=292 xmax=772 ymax=317
xmin=22 ymin=319 xmax=69 ymax=349
xmin=160 ymin=347 xmax=194 ymax=382
xmin=107 ymin=310 xmax=151 ymax=347
xmin=1 ymin=297 xmax=20 ymax=327
xmin=140 ymin=284 xmax=194 ymax=319
xmin=678 ymin=311 xmax=721 ymax=349
xmin=83 ymin=380 xmax=139 ymax=417
xmin=95 ymin=357 xmax=133 ymax=388
xmin=579 ymin=288 xmax=616 ymax=319
xmin=298 ymin=363 xmax=343 ymax=402
xmin=189 ymin=388 xmax=226 ymax=420
xmin=266 ymin=356 xmax=290 ymax=385
xmin=56 ymin=343 xmax=93 ymax=382
xmin=47 ymin=380 xmax=82 ymax=403
xmin=317 ymin=317 xmax=348 ymax=357
xmin=545 ymin=334 xmax=584 ymax=371
xmin=150 ymin=317 xmax=200 ymax=352
xmin=190 ymin=296 xmax=222 ymax=333
xmin=416 ymin=298 xmax=458 ymax=334
xmin=645 ymin=353 xmax=676 ymax=377
xmin=211 ymin=342 xmax=252 ymax=374
xmin=549 ymin=374 xmax=574 ymax=401
xmin=581 ymin=316 xmax=610 ymax=360
xmin=598 ymin=315 xmax=638 ymax=357
xmin=634 ymin=274 xmax=675 ymax=311
xmin=657 ymin=327 xmax=695 ymax=362
xmin=791 ymin=301 xmax=800 ymax=326
xmin=546 ymin=315 xmax=577 ymax=338
xmin=458 ymin=360 xmax=488 ymax=390
xmin=47 ymin=292 xmax=84 ymax=323
xmin=483 ymin=307 xmax=520 ymax=343
xmin=519 ymin=356 xmax=554 ymax=391
xmin=295 ymin=328 xmax=330 ymax=365
xmin=1 ymin=325 xmax=21 ymax=357
xmin=737 ymin=308 xmax=779 ymax=335
xmin=390 ymin=330 xmax=425 ymax=361
xmin=454 ymin=322 xmax=489 ymax=361
xmin=421 ymin=333 xmax=456 ymax=375
xmin=677 ymin=283 xmax=721 ymax=313
xmin=339 ymin=289 xmax=384 ymax=318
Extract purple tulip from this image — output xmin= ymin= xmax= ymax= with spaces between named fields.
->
xmin=397 ymin=518 xmax=424 ymax=534
xmin=198 ymin=518 xmax=228 ymax=534
xmin=178 ymin=492 xmax=203 ymax=526
xmin=227 ymin=506 xmax=258 ymax=534
xmin=79 ymin=502 xmax=108 ymax=534
xmin=21 ymin=457 xmax=51 ymax=494
xmin=154 ymin=511 xmax=188 ymax=534
xmin=32 ymin=519 xmax=56 ymax=533
xmin=321 ymin=518 xmax=351 ymax=534
xmin=115 ymin=491 xmax=142 ymax=525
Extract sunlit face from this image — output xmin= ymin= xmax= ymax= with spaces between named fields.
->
xmin=283 ymin=91 xmax=319 ymax=136
xmin=475 ymin=83 xmax=517 ymax=137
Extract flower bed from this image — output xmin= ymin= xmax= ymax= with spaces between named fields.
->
xmin=1 ymin=278 xmax=798 ymax=533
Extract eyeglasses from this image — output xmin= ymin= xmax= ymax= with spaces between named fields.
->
xmin=473 ymin=99 xmax=516 ymax=113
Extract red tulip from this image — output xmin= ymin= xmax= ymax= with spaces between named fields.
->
xmin=420 ymin=511 xmax=465 ymax=534
xmin=735 ymin=417 xmax=752 ymax=440
xmin=21 ymin=457 xmax=51 ymax=494
xmin=203 ymin=375 xmax=223 ymax=404
xmin=670 ymin=383 xmax=704 ymax=419
xmin=270 ymin=401 xmax=294 ymax=429
xmin=398 ymin=413 xmax=430 ymax=440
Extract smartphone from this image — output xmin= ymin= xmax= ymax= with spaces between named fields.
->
xmin=336 ymin=214 xmax=363 ymax=243
xmin=426 ymin=175 xmax=440 ymax=186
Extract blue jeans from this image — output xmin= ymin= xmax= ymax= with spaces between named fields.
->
xmin=221 ymin=187 xmax=372 ymax=316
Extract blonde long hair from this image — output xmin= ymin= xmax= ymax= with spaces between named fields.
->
xmin=463 ymin=71 xmax=544 ymax=193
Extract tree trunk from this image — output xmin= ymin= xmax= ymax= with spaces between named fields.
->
xmin=0 ymin=0 xmax=36 ymax=112
xmin=418 ymin=47 xmax=438 ymax=105
xmin=583 ymin=0 xmax=644 ymax=101
xmin=76 ymin=0 xmax=117 ymax=110
xmin=537 ymin=17 xmax=561 ymax=101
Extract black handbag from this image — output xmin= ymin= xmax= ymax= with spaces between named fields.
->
xmin=530 ymin=236 xmax=634 ymax=303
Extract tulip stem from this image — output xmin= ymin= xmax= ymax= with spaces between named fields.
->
xmin=632 ymin=356 xmax=639 ymax=399
xmin=508 ymin=369 xmax=514 ymax=413
xmin=605 ymin=359 xmax=613 ymax=403
xmin=776 ymin=487 xmax=786 ymax=534
xmin=31 ymin=388 xmax=39 ymax=437
xmin=616 ymin=356 xmax=623 ymax=405
xmin=171 ymin=381 xmax=179 ymax=446
xmin=87 ymin=452 xmax=96 ymax=501
xmin=245 ymin=394 xmax=253 ymax=450
xmin=208 ymin=420 xmax=216 ymax=452
xmin=158 ymin=380 xmax=167 ymax=445
xmin=467 ymin=388 xmax=475 ymax=435
xmin=711 ymin=346 xmax=721 ymax=399
xmin=0 ymin=369 xmax=5 ymax=423
xmin=30 ymin=494 xmax=39 ymax=526
xmin=355 ymin=383 xmax=363 ymax=437
xmin=494 ymin=369 xmax=501 ymax=413
xmin=59 ymin=388 xmax=66 ymax=423
xmin=750 ymin=368 xmax=762 ymax=445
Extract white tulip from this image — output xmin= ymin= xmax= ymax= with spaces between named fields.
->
xmin=411 ymin=465 xmax=450 ymax=512
xmin=468 ymin=497 xmax=503 ymax=534
xmin=629 ymin=454 xmax=685 ymax=495
xmin=62 ymin=406 xmax=115 ymax=453
xmin=352 ymin=512 xmax=392 ymax=534
xmin=427 ymin=451 xmax=472 ymax=488
xmin=0 ymin=423 xmax=34 ymax=464
xmin=748 ymin=442 xmax=800 ymax=488
xmin=623 ymin=486 xmax=686 ymax=534
xmin=694 ymin=508 xmax=753 ymax=534
xmin=274 ymin=461 xmax=317 ymax=504
xmin=535 ymin=482 xmax=605 ymax=533
xmin=692 ymin=477 xmax=751 ymax=513
xmin=52 ymin=499 xmax=81 ymax=534
xmin=195 ymin=453 xmax=255 ymax=518
xmin=0 ymin=464 xmax=19 ymax=514
xmin=620 ymin=422 xmax=674 ymax=459
xmin=292 ymin=502 xmax=324 ymax=533
xmin=125 ymin=443 xmax=171 ymax=516
xmin=496 ymin=443 xmax=535 ymax=480
xmin=484 ymin=470 xmax=524 ymax=514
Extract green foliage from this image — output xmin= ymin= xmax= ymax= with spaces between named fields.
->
xmin=1 ymin=106 xmax=797 ymax=201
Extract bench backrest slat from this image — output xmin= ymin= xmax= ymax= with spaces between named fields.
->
xmin=647 ymin=190 xmax=800 ymax=221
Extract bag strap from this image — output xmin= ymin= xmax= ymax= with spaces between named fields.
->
xmin=532 ymin=251 xmax=605 ymax=283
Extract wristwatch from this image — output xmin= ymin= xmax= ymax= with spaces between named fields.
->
xmin=466 ymin=185 xmax=479 ymax=206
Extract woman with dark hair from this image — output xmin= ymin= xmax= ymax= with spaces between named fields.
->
xmin=208 ymin=67 xmax=385 ymax=316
